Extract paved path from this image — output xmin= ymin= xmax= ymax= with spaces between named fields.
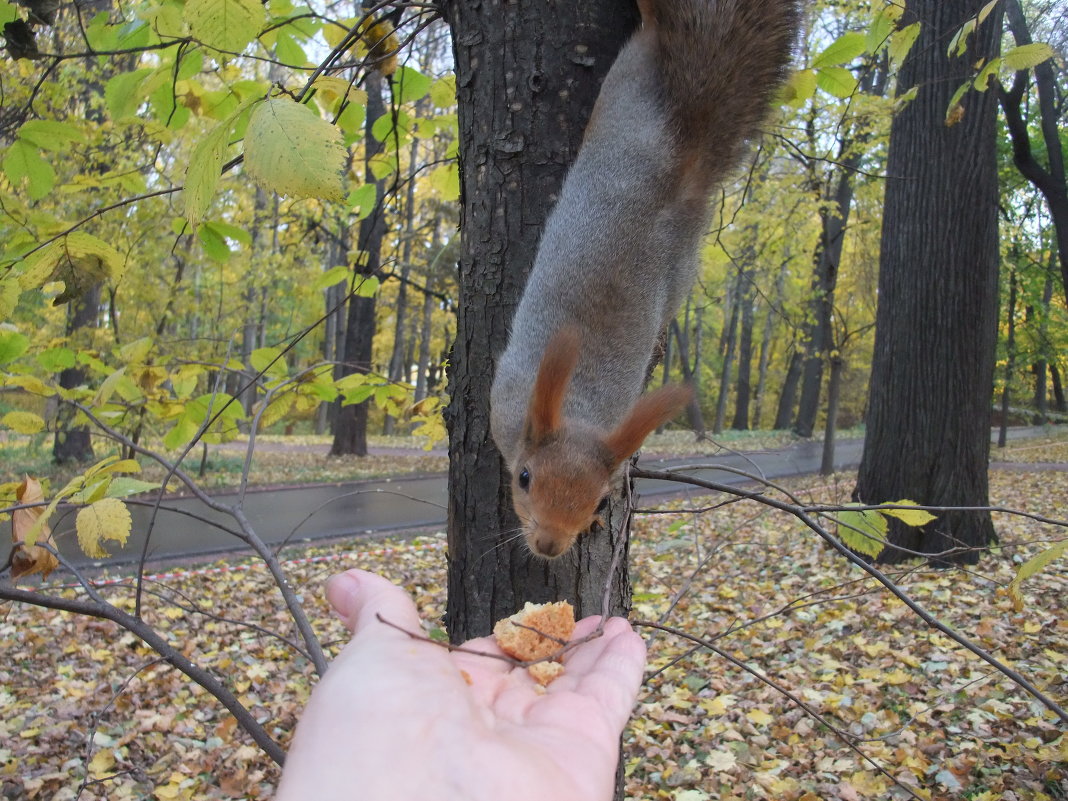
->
xmin=61 ymin=427 xmax=1055 ymax=568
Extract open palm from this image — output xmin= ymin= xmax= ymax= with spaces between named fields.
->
xmin=275 ymin=570 xmax=646 ymax=801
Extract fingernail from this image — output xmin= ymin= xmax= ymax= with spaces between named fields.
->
xmin=326 ymin=571 xmax=361 ymax=619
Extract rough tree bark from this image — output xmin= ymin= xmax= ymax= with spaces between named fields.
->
xmin=853 ymin=0 xmax=1003 ymax=565
xmin=331 ymin=56 xmax=388 ymax=457
xmin=444 ymin=0 xmax=640 ymax=641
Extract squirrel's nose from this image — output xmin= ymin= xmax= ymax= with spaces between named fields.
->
xmin=534 ymin=535 xmax=561 ymax=558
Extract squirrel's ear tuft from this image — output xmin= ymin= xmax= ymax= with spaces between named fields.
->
xmin=524 ymin=327 xmax=581 ymax=444
xmin=604 ymin=384 xmax=692 ymax=465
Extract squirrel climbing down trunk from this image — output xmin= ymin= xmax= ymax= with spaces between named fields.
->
xmin=490 ymin=0 xmax=801 ymax=558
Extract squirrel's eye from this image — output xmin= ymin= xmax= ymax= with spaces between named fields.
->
xmin=518 ymin=468 xmax=531 ymax=491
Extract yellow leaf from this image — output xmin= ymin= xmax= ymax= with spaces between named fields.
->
xmin=88 ymin=748 xmax=116 ymax=777
xmin=884 ymin=668 xmax=911 ymax=685
xmin=1 ymin=410 xmax=45 ymax=434
xmin=746 ymin=709 xmax=774 ymax=727
xmin=705 ymin=749 xmax=737 ymax=772
xmin=1023 ymin=621 xmax=1042 ymax=634
xmin=76 ymin=497 xmax=133 ymax=558
xmin=881 ymin=499 xmax=937 ymax=527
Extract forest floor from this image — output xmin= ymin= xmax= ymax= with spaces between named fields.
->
xmin=2 ymin=435 xmax=1066 ymax=800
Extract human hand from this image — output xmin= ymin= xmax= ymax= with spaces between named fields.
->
xmin=274 ymin=569 xmax=646 ymax=801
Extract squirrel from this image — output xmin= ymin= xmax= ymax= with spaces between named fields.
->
xmin=490 ymin=0 xmax=800 ymax=558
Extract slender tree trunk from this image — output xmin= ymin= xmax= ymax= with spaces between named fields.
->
xmin=998 ymin=268 xmax=1018 ymax=448
xmin=53 ymin=285 xmax=100 ymax=464
xmin=999 ymin=0 xmax=1068 ymax=308
xmin=713 ymin=284 xmax=741 ymax=435
xmin=853 ymin=0 xmax=1003 ymax=566
xmin=331 ymin=60 xmax=388 ymax=457
xmin=820 ymin=355 xmax=843 ymax=475
xmin=444 ymin=0 xmax=640 ymax=642
xmin=774 ymin=350 xmax=803 ymax=430
xmin=670 ymin=320 xmax=706 ymax=434
xmin=1051 ymin=362 xmax=1066 ymax=413
xmin=1032 ymin=267 xmax=1054 ymax=423
xmin=732 ymin=277 xmax=755 ymax=430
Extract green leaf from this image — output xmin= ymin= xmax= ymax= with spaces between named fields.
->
xmin=1008 ymin=539 xmax=1068 ymax=610
xmin=347 ymin=182 xmax=377 ymax=219
xmin=119 ymin=336 xmax=154 ymax=365
xmin=948 ymin=19 xmax=975 ymax=58
xmin=106 ymin=477 xmax=163 ymax=498
xmin=1002 ymin=43 xmax=1055 ymax=72
xmin=2 ymin=410 xmax=45 ymax=434
xmin=977 ymin=0 xmax=999 ymax=24
xmin=429 ymin=75 xmax=456 ymax=108
xmin=946 ymin=81 xmax=970 ymax=124
xmin=0 ymin=330 xmax=29 ymax=365
xmin=313 ymin=264 xmax=351 ymax=291
xmin=37 ymin=347 xmax=76 ymax=372
xmin=782 ymin=69 xmax=818 ymax=107
xmin=835 ymin=508 xmax=888 ymax=558
xmin=0 ymin=278 xmax=18 ymax=319
xmin=18 ymin=233 xmax=127 ymax=299
xmin=811 ymin=32 xmax=866 ymax=69
xmin=95 ymin=367 xmax=128 ymax=406
xmin=889 ymin=22 xmax=921 ymax=69
xmin=865 ymin=5 xmax=901 ymax=54
xmin=18 ymin=120 xmax=87 ymax=151
xmin=105 ymin=69 xmax=153 ymax=120
xmin=243 ymin=97 xmax=347 ymax=201
xmin=880 ymin=500 xmax=937 ymax=527
xmin=198 ymin=224 xmax=233 ymax=262
xmin=250 ymin=346 xmax=286 ymax=376
xmin=428 ymin=162 xmax=459 ymax=201
xmin=0 ymin=1 xmax=17 ymax=26
xmin=185 ymin=0 xmax=265 ymax=55
xmin=392 ymin=66 xmax=431 ymax=104
xmin=354 ymin=276 xmax=379 ymax=298
xmin=815 ymin=67 xmax=858 ymax=99
xmin=3 ymin=140 xmax=56 ymax=200
xmin=973 ymin=57 xmax=1001 ymax=91
xmin=183 ymin=118 xmax=232 ymax=229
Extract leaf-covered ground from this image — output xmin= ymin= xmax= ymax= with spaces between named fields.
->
xmin=1 ymin=460 xmax=1066 ymax=800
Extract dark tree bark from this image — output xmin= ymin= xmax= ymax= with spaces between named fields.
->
xmin=670 ymin=319 xmax=706 ymax=434
xmin=331 ymin=61 xmax=387 ymax=457
xmin=713 ymin=278 xmax=741 ymax=435
xmin=732 ymin=274 xmax=755 ymax=430
xmin=853 ymin=0 xmax=1003 ymax=565
xmin=53 ymin=284 xmax=100 ymax=464
xmin=774 ymin=350 xmax=803 ymax=430
xmin=1052 ymin=362 xmax=1066 ymax=413
xmin=998 ymin=0 xmax=1068 ymax=309
xmin=444 ymin=0 xmax=640 ymax=641
xmin=1030 ymin=270 xmax=1054 ymax=423
xmin=997 ymin=268 xmax=1018 ymax=448
xmin=819 ymin=354 xmax=843 ymax=475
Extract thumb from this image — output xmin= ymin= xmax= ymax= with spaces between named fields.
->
xmin=326 ymin=569 xmax=423 ymax=638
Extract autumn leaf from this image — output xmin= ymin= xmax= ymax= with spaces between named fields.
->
xmin=76 ymin=497 xmax=133 ymax=558
xmin=11 ymin=477 xmax=58 ymax=579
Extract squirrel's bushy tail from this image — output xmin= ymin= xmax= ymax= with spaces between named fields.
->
xmin=642 ymin=0 xmax=801 ymax=196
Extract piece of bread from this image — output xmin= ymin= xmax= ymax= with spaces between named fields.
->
xmin=493 ymin=601 xmax=576 ymax=685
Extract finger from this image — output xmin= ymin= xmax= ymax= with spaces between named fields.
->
xmin=563 ymin=618 xmax=647 ymax=731
xmin=325 ymin=569 xmax=423 ymax=639
xmin=449 ymin=634 xmax=513 ymax=677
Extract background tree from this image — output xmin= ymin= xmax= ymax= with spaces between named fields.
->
xmin=853 ymin=0 xmax=1004 ymax=565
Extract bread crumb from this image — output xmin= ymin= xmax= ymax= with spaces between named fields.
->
xmin=493 ymin=601 xmax=576 ymax=686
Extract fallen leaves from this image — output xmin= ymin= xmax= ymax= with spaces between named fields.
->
xmin=0 ymin=455 xmax=1065 ymax=800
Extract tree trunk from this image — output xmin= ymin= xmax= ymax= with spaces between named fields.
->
xmin=853 ymin=0 xmax=1002 ymax=566
xmin=444 ymin=0 xmax=640 ymax=641
xmin=1051 ymin=362 xmax=1066 ymax=413
xmin=774 ymin=349 xmax=803 ymax=430
xmin=820 ymin=355 xmax=843 ymax=475
xmin=713 ymin=283 xmax=740 ymax=435
xmin=670 ymin=319 xmax=706 ymax=434
xmin=1032 ymin=264 xmax=1054 ymax=423
xmin=999 ymin=0 xmax=1068 ymax=309
xmin=331 ymin=61 xmax=387 ymax=457
xmin=53 ymin=284 xmax=100 ymax=464
xmin=997 ymin=268 xmax=1017 ymax=448
xmin=732 ymin=275 xmax=755 ymax=430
